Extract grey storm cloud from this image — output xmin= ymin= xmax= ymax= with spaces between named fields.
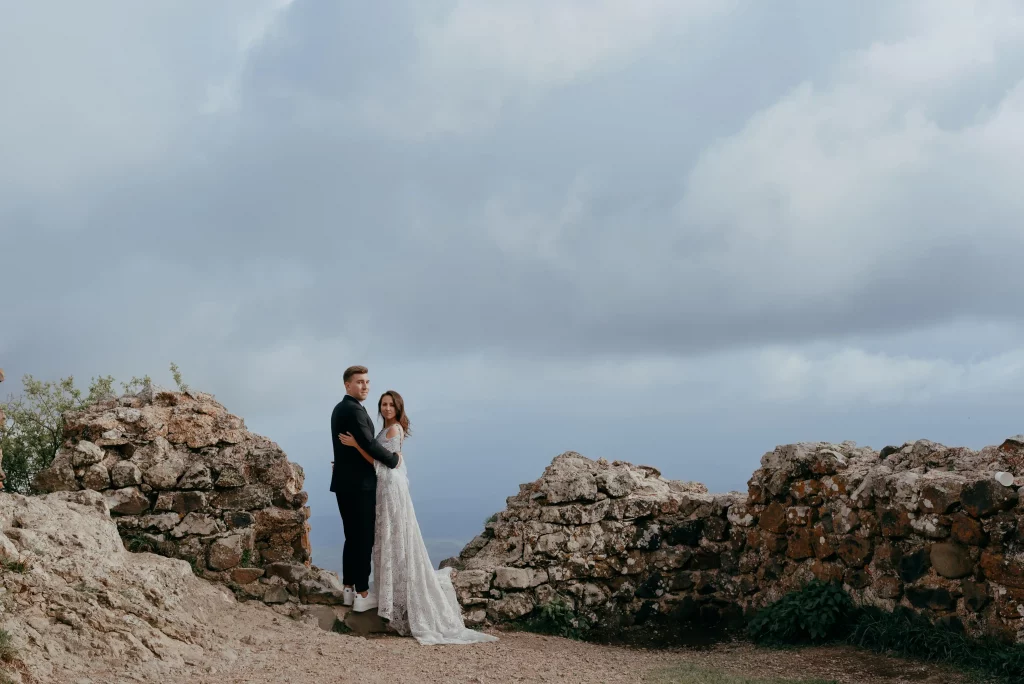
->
xmin=4 ymin=0 xmax=1024 ymax=576
xmin=3 ymin=0 xmax=1024 ymax=408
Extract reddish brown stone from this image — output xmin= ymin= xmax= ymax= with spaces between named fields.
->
xmin=786 ymin=527 xmax=815 ymax=560
xmin=837 ymin=536 xmax=873 ymax=567
xmin=982 ymin=512 xmax=1018 ymax=544
xmin=874 ymin=575 xmax=903 ymax=599
xmin=981 ymin=551 xmax=1024 ymax=589
xmin=878 ymin=507 xmax=912 ymax=538
xmin=962 ymin=579 xmax=990 ymax=613
xmin=811 ymin=525 xmax=837 ymax=560
xmin=786 ymin=506 xmax=816 ymax=527
xmin=759 ymin=502 xmax=788 ymax=534
xmin=761 ymin=533 xmax=787 ymax=554
xmin=811 ymin=560 xmax=844 ymax=583
xmin=871 ymin=542 xmax=901 ymax=572
xmin=951 ymin=513 xmax=988 ymax=546
xmin=844 ymin=569 xmax=870 ymax=589
xmin=998 ymin=436 xmax=1024 ymax=472
xmin=747 ymin=484 xmax=766 ymax=504
xmin=918 ymin=482 xmax=962 ymax=514
xmin=961 ymin=479 xmax=1018 ymax=518
xmin=820 ymin=475 xmax=848 ymax=499
xmin=858 ymin=510 xmax=878 ymax=535
xmin=230 ymin=567 xmax=264 ymax=584
xmin=789 ymin=480 xmax=821 ymax=501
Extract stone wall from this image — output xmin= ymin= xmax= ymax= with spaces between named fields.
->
xmin=33 ymin=386 xmax=345 ymax=608
xmin=446 ymin=435 xmax=1024 ymax=644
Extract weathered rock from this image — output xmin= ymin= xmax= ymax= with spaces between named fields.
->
xmin=874 ymin=575 xmax=903 ymax=599
xmin=172 ymin=512 xmax=223 ymax=538
xmin=263 ymin=585 xmax=290 ymax=604
xmin=104 ymin=486 xmax=150 ymax=515
xmin=488 ymin=592 xmax=535 ymax=620
xmin=208 ymin=533 xmax=247 ymax=570
xmin=837 ymin=536 xmax=872 ymax=567
xmin=33 ymin=463 xmax=79 ymax=492
xmin=213 ymin=484 xmax=273 ymax=510
xmin=110 ymin=460 xmax=143 ymax=487
xmin=231 ymin=566 xmax=264 ymax=584
xmin=266 ymin=561 xmax=311 ymax=583
xmin=961 ymin=479 xmax=1018 ymax=518
xmin=155 ymin=490 xmax=208 ymax=514
xmin=929 ymin=543 xmax=973 ymax=579
xmin=72 ymin=440 xmax=106 ymax=467
xmin=81 ymin=463 xmax=111 ymax=490
xmin=179 ymin=462 xmax=215 ymax=490
xmin=0 ymin=488 xmax=334 ymax=683
xmin=950 ymin=513 xmax=987 ymax=546
xmin=33 ymin=387 xmax=321 ymax=606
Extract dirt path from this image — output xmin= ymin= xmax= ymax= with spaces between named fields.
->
xmin=166 ymin=620 xmax=970 ymax=684
xmin=41 ymin=596 xmax=971 ymax=684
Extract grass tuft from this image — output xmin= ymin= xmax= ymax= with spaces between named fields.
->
xmin=646 ymin=664 xmax=837 ymax=684
xmin=0 ymin=629 xmax=16 ymax=662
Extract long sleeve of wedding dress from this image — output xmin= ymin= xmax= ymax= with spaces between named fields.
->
xmin=372 ymin=425 xmax=498 ymax=645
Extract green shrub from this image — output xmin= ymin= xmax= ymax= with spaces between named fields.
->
xmin=747 ymin=581 xmax=1024 ymax=682
xmin=1 ymin=363 xmax=188 ymax=494
xmin=517 ymin=598 xmax=593 ymax=640
xmin=848 ymin=605 xmax=1024 ymax=681
xmin=747 ymin=580 xmax=853 ymax=645
xmin=331 ymin=618 xmax=351 ymax=634
xmin=125 ymin=534 xmax=156 ymax=553
xmin=0 ymin=559 xmax=28 ymax=574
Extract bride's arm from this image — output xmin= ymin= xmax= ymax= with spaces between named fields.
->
xmin=349 ymin=439 xmax=376 ymax=467
xmin=339 ymin=432 xmax=402 ymax=466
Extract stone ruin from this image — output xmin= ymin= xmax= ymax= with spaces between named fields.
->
xmin=445 ymin=435 xmax=1024 ymax=644
xmin=32 ymin=386 xmax=346 ymax=611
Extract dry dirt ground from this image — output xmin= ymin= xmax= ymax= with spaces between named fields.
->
xmin=75 ymin=611 xmax=971 ymax=684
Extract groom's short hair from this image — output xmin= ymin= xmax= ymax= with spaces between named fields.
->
xmin=343 ymin=365 xmax=368 ymax=383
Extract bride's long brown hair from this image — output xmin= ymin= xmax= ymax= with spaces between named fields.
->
xmin=378 ymin=390 xmax=411 ymax=437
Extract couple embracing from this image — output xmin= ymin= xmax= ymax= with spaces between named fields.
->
xmin=329 ymin=365 xmax=497 ymax=645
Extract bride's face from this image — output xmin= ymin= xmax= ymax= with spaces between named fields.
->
xmin=380 ymin=395 xmax=397 ymax=421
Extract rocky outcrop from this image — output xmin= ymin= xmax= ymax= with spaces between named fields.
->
xmin=0 ymin=489 xmax=353 ymax=683
xmin=32 ymin=386 xmax=345 ymax=608
xmin=447 ymin=436 xmax=1024 ymax=644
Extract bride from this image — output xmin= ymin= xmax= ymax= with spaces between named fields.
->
xmin=338 ymin=390 xmax=498 ymax=646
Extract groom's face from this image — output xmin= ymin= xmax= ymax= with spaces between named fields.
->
xmin=345 ymin=373 xmax=371 ymax=401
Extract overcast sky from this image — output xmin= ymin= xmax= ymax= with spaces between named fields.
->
xmin=3 ymin=1 xmax=1024 ymax=570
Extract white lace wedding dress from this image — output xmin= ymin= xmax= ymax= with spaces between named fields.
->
xmin=372 ymin=424 xmax=498 ymax=645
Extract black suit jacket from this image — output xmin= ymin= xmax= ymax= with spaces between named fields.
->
xmin=330 ymin=395 xmax=400 ymax=493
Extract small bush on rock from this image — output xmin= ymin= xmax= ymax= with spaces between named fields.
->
xmin=747 ymin=580 xmax=853 ymax=645
xmin=0 ymin=629 xmax=15 ymax=661
xmin=517 ymin=598 xmax=592 ymax=640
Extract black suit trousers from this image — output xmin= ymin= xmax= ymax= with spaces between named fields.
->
xmin=336 ymin=488 xmax=376 ymax=593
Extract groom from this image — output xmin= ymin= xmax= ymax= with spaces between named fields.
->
xmin=330 ymin=365 xmax=401 ymax=612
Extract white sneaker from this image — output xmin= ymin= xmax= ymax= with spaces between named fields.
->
xmin=352 ymin=593 xmax=377 ymax=612
xmin=342 ymin=587 xmax=354 ymax=607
